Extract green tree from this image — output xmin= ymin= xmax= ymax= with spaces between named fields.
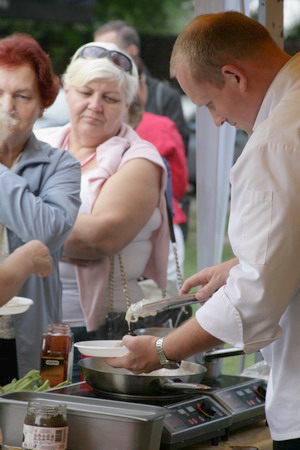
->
xmin=92 ymin=0 xmax=193 ymax=35
xmin=0 ymin=0 xmax=193 ymax=75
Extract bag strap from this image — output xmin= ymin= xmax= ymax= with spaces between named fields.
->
xmin=164 ymin=192 xmax=184 ymax=290
xmin=108 ymin=253 xmax=132 ymax=314
xmin=107 ymin=149 xmax=183 ymax=313
xmin=107 ymin=145 xmax=133 ymax=314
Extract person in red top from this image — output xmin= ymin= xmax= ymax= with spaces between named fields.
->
xmin=136 ymin=111 xmax=188 ymax=226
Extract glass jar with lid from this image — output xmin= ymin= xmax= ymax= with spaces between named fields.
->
xmin=22 ymin=401 xmax=68 ymax=450
xmin=40 ymin=323 xmax=73 ymax=387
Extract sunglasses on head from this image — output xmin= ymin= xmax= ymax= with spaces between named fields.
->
xmin=76 ymin=45 xmax=133 ymax=75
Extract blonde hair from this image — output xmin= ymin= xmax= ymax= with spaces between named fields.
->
xmin=63 ymin=41 xmax=139 ymax=103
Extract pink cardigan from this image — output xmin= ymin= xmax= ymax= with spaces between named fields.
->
xmin=35 ymin=123 xmax=169 ymax=330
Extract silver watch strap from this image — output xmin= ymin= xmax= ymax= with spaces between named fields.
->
xmin=155 ymin=337 xmax=179 ymax=369
xmin=156 ymin=337 xmax=171 ymax=365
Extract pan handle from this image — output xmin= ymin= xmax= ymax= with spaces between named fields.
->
xmin=159 ymin=379 xmax=211 ymax=391
xmin=204 ymin=347 xmax=244 ymax=361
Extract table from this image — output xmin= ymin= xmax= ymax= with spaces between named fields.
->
xmin=186 ymin=420 xmax=272 ymax=450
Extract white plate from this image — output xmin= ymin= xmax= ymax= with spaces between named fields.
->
xmin=74 ymin=340 xmax=128 ymax=357
xmin=0 ymin=296 xmax=34 ymax=315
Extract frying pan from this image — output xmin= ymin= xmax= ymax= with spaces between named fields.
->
xmin=79 ymin=358 xmax=211 ymax=396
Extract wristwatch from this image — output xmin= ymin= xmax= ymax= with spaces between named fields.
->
xmin=155 ymin=337 xmax=180 ymax=369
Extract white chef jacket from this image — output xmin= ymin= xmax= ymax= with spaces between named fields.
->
xmin=196 ymin=53 xmax=300 ymax=441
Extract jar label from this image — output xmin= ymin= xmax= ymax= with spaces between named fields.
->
xmin=22 ymin=424 xmax=68 ymax=449
xmin=40 ymin=356 xmax=65 ymax=387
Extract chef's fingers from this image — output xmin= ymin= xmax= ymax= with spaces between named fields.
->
xmin=105 ymin=358 xmax=148 ymax=374
xmin=180 ymin=258 xmax=239 ymax=300
xmin=180 ymin=273 xmax=202 ymax=295
xmin=122 ymin=334 xmax=136 ymax=346
xmin=103 ymin=336 xmax=135 ymax=368
xmin=180 ymin=273 xmax=213 ymax=301
xmin=105 ymin=335 xmax=160 ymax=374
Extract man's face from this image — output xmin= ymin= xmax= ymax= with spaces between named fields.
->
xmin=94 ymin=31 xmax=137 ymax=59
xmin=95 ymin=30 xmax=120 ymax=46
xmin=175 ymin=63 xmax=252 ymax=134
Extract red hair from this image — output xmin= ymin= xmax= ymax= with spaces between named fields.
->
xmin=0 ymin=33 xmax=60 ymax=108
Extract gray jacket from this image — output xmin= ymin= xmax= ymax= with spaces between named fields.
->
xmin=0 ymin=133 xmax=81 ymax=377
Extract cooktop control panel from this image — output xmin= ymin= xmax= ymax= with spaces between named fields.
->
xmin=213 ymin=379 xmax=267 ymax=427
xmin=162 ymin=395 xmax=231 ymax=448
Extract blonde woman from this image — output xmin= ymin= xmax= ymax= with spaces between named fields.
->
xmin=35 ymin=42 xmax=170 ymax=380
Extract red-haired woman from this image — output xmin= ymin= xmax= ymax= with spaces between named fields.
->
xmin=0 ymin=34 xmax=81 ymax=385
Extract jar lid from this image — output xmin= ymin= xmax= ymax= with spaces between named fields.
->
xmin=25 ymin=401 xmax=67 ymax=426
xmin=27 ymin=401 xmax=67 ymax=416
xmin=46 ymin=323 xmax=72 ymax=335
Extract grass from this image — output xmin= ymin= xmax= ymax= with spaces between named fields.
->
xmin=183 ymin=195 xmax=198 ymax=282
xmin=183 ymin=195 xmax=235 ymax=281
xmin=183 ymin=194 xmax=255 ymax=375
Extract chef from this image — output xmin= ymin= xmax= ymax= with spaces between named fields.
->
xmin=107 ymin=11 xmax=300 ymax=449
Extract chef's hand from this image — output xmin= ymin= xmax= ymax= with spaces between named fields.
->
xmin=105 ymin=335 xmax=161 ymax=374
xmin=180 ymin=257 xmax=239 ymax=301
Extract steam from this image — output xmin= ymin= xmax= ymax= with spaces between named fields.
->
xmin=0 ymin=109 xmax=20 ymax=142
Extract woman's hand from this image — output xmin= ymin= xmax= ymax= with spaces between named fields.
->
xmin=180 ymin=257 xmax=239 ymax=301
xmin=0 ymin=240 xmax=53 ymax=306
xmin=16 ymin=240 xmax=53 ymax=277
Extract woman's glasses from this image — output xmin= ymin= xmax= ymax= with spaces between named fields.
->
xmin=76 ymin=46 xmax=133 ymax=75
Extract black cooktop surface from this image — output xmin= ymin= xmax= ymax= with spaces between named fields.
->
xmin=51 ymin=374 xmax=255 ymax=405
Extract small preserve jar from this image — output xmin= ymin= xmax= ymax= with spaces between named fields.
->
xmin=22 ymin=401 xmax=68 ymax=450
xmin=40 ymin=323 xmax=73 ymax=387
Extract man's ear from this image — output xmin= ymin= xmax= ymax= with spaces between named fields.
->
xmin=126 ymin=43 xmax=139 ymax=58
xmin=221 ymin=64 xmax=247 ymax=92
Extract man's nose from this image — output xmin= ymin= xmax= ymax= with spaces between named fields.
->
xmin=210 ymin=111 xmax=225 ymax=127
